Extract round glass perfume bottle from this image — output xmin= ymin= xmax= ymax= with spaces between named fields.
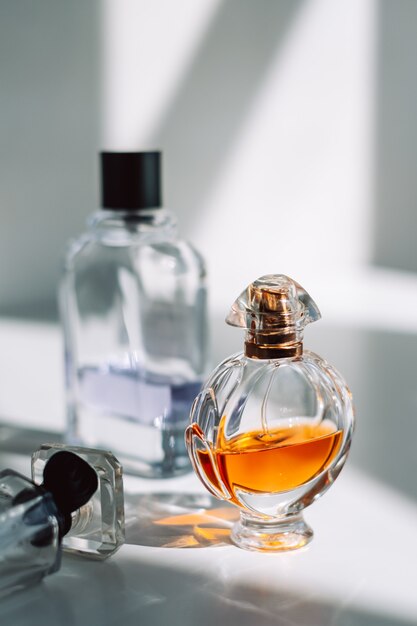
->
xmin=186 ymin=275 xmax=354 ymax=552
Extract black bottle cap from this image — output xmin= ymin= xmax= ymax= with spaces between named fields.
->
xmin=101 ymin=151 xmax=162 ymax=210
xmin=42 ymin=451 xmax=98 ymax=537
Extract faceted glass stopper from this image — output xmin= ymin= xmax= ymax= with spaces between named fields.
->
xmin=225 ymin=274 xmax=322 ymax=359
xmin=31 ymin=444 xmax=125 ymax=560
xmin=226 ymin=274 xmax=321 ymax=331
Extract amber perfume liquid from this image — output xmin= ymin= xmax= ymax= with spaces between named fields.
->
xmin=196 ymin=421 xmax=342 ymax=504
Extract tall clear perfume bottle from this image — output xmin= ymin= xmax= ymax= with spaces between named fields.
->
xmin=186 ymin=275 xmax=354 ymax=552
xmin=0 ymin=445 xmax=124 ymax=596
xmin=60 ymin=152 xmax=208 ymax=477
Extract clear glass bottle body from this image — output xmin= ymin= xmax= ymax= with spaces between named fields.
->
xmin=60 ymin=209 xmax=208 ymax=477
xmin=186 ymin=350 xmax=354 ymax=551
xmin=0 ymin=471 xmax=60 ymax=596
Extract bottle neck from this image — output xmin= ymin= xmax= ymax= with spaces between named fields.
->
xmin=87 ymin=208 xmax=177 ymax=243
xmin=244 ymin=328 xmax=304 ymax=359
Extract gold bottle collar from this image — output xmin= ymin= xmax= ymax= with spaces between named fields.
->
xmin=226 ymin=274 xmax=320 ymax=360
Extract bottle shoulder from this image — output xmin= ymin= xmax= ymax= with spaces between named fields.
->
xmin=204 ymin=349 xmax=350 ymax=394
xmin=62 ymin=213 xmax=206 ymax=278
xmin=65 ymin=208 xmax=177 ymax=254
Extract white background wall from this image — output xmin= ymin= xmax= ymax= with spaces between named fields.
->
xmin=1 ymin=0 xmax=417 ymax=331
xmin=0 ymin=0 xmax=100 ymax=318
xmin=103 ymin=0 xmax=375 ymax=309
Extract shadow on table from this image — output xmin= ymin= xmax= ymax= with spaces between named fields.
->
xmin=307 ymin=324 xmax=417 ymax=503
xmin=125 ymin=491 xmax=238 ymax=548
xmin=0 ymin=554 xmax=414 ymax=626
xmin=0 ymin=423 xmax=62 ymax=454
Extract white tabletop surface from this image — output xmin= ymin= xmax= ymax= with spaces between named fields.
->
xmin=0 ymin=319 xmax=416 ymax=625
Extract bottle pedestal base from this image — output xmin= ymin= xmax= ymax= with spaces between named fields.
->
xmin=231 ymin=512 xmax=313 ymax=552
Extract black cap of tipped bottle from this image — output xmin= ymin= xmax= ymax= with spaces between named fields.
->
xmin=42 ymin=451 xmax=98 ymax=538
xmin=101 ymin=151 xmax=162 ymax=210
